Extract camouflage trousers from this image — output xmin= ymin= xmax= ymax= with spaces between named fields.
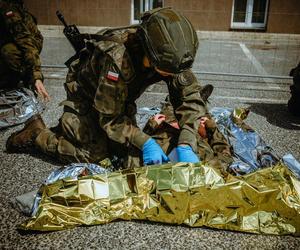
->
xmin=35 ymin=106 xmax=142 ymax=168
xmin=0 ymin=43 xmax=30 ymax=89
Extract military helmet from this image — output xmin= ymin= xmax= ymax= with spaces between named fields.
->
xmin=139 ymin=7 xmax=199 ymax=73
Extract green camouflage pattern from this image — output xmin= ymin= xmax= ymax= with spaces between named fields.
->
xmin=35 ymin=109 xmax=109 ymax=164
xmin=35 ymin=27 xmax=207 ymax=167
xmin=143 ymin=99 xmax=233 ymax=173
xmin=0 ymin=0 xmax=43 ymax=88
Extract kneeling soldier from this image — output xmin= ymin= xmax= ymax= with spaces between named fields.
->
xmin=7 ymin=7 xmax=231 ymax=169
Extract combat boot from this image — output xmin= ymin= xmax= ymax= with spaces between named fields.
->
xmin=6 ymin=114 xmax=46 ymax=153
xmin=200 ymin=84 xmax=214 ymax=103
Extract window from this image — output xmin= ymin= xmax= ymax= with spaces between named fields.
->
xmin=231 ymin=0 xmax=269 ymax=29
xmin=131 ymin=0 xmax=163 ymax=24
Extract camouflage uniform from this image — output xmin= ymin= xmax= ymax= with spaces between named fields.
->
xmin=35 ymin=28 xmax=208 ymax=167
xmin=0 ymin=0 xmax=43 ymax=89
xmin=143 ymin=97 xmax=233 ymax=172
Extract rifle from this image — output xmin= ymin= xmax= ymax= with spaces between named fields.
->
xmin=56 ymin=10 xmax=86 ymax=67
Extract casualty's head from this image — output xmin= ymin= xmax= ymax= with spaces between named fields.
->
xmin=139 ymin=7 xmax=199 ymax=74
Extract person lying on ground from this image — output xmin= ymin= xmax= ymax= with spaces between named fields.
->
xmin=143 ymin=94 xmax=233 ymax=173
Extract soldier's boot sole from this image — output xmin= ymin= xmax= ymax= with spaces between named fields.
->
xmin=200 ymin=84 xmax=214 ymax=103
xmin=6 ymin=114 xmax=46 ymax=153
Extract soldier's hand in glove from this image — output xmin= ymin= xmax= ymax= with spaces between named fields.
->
xmin=35 ymin=79 xmax=50 ymax=102
xmin=143 ymin=138 xmax=169 ymax=165
xmin=176 ymin=145 xmax=200 ymax=163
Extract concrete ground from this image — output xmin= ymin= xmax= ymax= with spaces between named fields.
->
xmin=1 ymin=30 xmax=300 ymax=249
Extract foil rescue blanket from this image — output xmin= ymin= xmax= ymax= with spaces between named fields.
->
xmin=18 ymin=108 xmax=300 ymax=234
xmin=20 ymin=162 xmax=300 ymax=235
xmin=0 ymin=88 xmax=44 ymax=128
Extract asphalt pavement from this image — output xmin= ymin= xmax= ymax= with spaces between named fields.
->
xmin=0 ymin=30 xmax=300 ymax=249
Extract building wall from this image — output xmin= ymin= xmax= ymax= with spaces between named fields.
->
xmin=24 ymin=0 xmax=300 ymax=34
xmin=267 ymin=0 xmax=300 ymax=33
xmin=24 ymin=0 xmax=131 ymax=26
xmin=165 ymin=0 xmax=233 ymax=31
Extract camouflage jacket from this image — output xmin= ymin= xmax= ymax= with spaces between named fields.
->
xmin=0 ymin=1 xmax=43 ymax=81
xmin=64 ymin=28 xmax=207 ymax=151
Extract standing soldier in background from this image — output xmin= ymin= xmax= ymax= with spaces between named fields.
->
xmin=0 ymin=0 xmax=49 ymax=100
xmin=288 ymin=62 xmax=300 ymax=117
xmin=7 ymin=7 xmax=232 ymax=169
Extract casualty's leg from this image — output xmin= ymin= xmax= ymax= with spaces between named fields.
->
xmin=205 ymin=119 xmax=234 ymax=166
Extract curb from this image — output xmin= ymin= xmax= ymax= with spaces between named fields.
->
xmin=38 ymin=25 xmax=300 ymax=42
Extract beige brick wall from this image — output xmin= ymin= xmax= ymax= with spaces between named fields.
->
xmin=267 ymin=0 xmax=300 ymax=33
xmin=24 ymin=0 xmax=131 ymax=26
xmin=24 ymin=0 xmax=300 ymax=34
xmin=164 ymin=0 xmax=233 ymax=31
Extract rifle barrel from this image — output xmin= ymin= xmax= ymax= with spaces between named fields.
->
xmin=56 ymin=10 xmax=68 ymax=27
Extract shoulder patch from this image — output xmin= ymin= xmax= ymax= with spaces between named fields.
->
xmin=5 ymin=11 xmax=14 ymax=17
xmin=106 ymin=70 xmax=119 ymax=82
xmin=177 ymin=70 xmax=196 ymax=86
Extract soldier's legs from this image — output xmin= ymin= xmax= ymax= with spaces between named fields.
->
xmin=35 ymin=110 xmax=109 ymax=164
xmin=288 ymin=85 xmax=300 ymax=116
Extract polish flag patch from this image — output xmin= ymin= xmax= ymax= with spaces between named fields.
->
xmin=106 ymin=71 xmax=119 ymax=82
xmin=6 ymin=11 xmax=14 ymax=17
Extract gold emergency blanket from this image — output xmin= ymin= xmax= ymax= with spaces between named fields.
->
xmin=20 ymin=162 xmax=300 ymax=235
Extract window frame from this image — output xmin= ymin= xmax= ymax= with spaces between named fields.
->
xmin=231 ymin=0 xmax=269 ymax=29
xmin=131 ymin=0 xmax=164 ymax=24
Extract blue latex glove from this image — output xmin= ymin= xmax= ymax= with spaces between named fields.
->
xmin=176 ymin=145 xmax=200 ymax=163
xmin=142 ymin=138 xmax=169 ymax=165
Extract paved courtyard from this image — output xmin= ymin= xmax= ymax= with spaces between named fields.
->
xmin=0 ymin=30 xmax=300 ymax=249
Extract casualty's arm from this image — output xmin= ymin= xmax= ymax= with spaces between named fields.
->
xmin=167 ymin=69 xmax=208 ymax=152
